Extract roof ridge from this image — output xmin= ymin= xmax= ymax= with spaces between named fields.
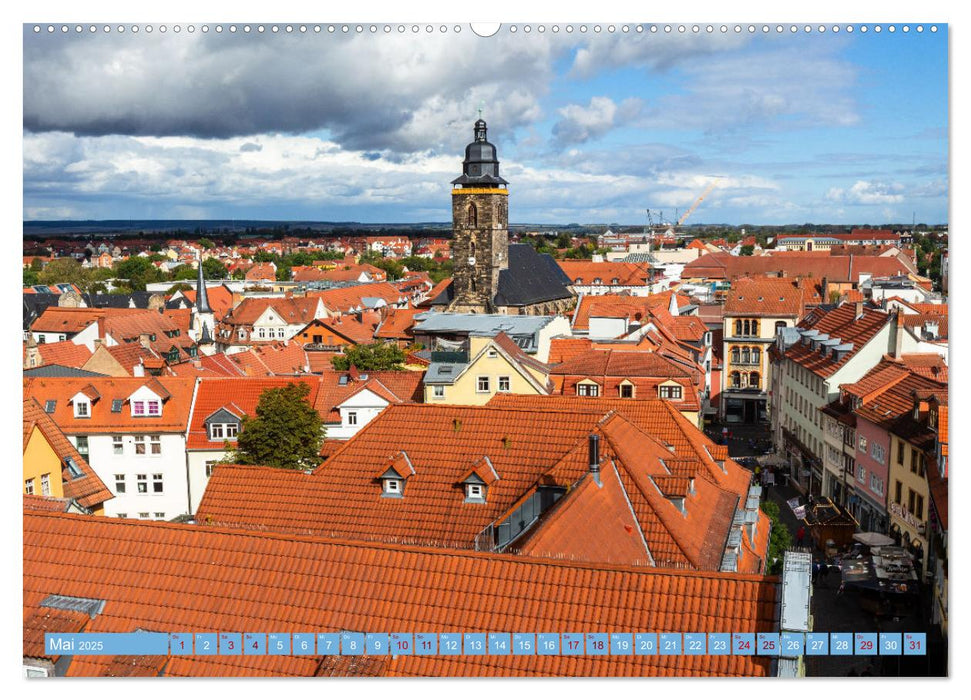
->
xmin=32 ymin=510 xmax=776 ymax=581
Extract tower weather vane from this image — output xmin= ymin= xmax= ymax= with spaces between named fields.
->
xmin=477 ymin=100 xmax=485 ymax=119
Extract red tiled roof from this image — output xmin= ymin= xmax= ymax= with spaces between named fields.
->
xmin=682 ymin=251 xmax=917 ymax=283
xmin=723 ymin=278 xmax=804 ymax=317
xmin=312 ymin=369 xmax=425 ymax=423
xmin=785 ymin=304 xmax=891 ymax=378
xmin=548 ymin=337 xmax=594 ymax=364
xmin=301 ymin=312 xmax=381 ymax=345
xmin=572 ymin=292 xmax=689 ymax=331
xmin=198 ymin=397 xmax=758 ymax=572
xmin=228 ymin=341 xmax=310 ymax=376
xmin=24 ymin=511 xmax=777 ymax=676
xmin=34 ymin=340 xmax=93 ymax=368
xmin=374 ymin=307 xmax=422 ymax=340
xmin=23 ymin=377 xmax=195 ymax=433
xmin=23 ymin=398 xmax=113 ymax=509
xmin=177 ymin=286 xmax=234 ymax=320
xmin=307 ymin=282 xmax=405 ymax=314
xmin=558 ymin=260 xmax=653 ymax=286
xmin=186 ymin=377 xmax=322 ymax=450
xmin=221 ymin=296 xmax=321 ymax=327
xmin=168 ymin=352 xmax=246 ymax=377
xmin=421 ymin=278 xmax=453 ymax=306
xmin=31 ymin=307 xmax=110 ymax=334
xmin=23 ymin=494 xmax=75 ymax=513
xmin=102 ymin=343 xmax=162 ymax=375
xmin=552 ymin=348 xmax=692 ymax=379
xmin=244 ymin=262 xmax=277 ymax=281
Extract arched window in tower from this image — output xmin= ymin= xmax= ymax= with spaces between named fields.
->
xmin=470 ymin=240 xmax=476 ymax=257
xmin=467 ymin=203 xmax=477 ymax=228
xmin=470 ymin=277 xmax=477 ymax=293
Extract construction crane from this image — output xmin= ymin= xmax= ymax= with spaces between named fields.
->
xmin=676 ymin=179 xmax=720 ymax=227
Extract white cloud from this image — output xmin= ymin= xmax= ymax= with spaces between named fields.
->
xmin=552 ymin=96 xmax=643 ymax=145
xmin=826 ymin=180 xmax=905 ymax=205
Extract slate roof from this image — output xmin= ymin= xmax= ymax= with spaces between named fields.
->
xmin=23 ymin=364 xmax=108 ymax=378
xmin=429 ymin=245 xmax=573 ymax=308
xmin=24 ymin=511 xmax=776 ymax=677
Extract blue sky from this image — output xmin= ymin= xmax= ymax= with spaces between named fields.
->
xmin=22 ymin=24 xmax=948 ymax=225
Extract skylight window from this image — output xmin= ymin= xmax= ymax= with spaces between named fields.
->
xmin=44 ymin=400 xmax=56 ymax=413
xmin=111 ymin=399 xmax=123 ymax=413
xmin=64 ymin=456 xmax=83 ymax=478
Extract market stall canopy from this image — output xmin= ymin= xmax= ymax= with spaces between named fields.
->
xmin=853 ymin=532 xmax=895 ymax=547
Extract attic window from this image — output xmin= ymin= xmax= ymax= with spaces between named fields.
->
xmin=382 ymin=477 xmax=403 ymax=497
xmin=74 ymin=400 xmax=90 ymax=419
xmin=487 ymin=348 xmax=498 ymax=358
xmin=111 ymin=399 xmax=123 ymax=413
xmin=466 ymin=483 xmax=486 ymax=502
xmin=44 ymin=400 xmax=56 ymax=414
xmin=612 ymin=277 xmax=620 ymax=284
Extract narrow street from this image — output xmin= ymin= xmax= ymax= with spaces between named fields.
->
xmin=709 ymin=420 xmax=945 ymax=676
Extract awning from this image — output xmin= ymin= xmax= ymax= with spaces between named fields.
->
xmin=853 ymin=532 xmax=895 ymax=547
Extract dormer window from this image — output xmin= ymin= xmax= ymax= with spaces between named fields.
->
xmin=74 ymin=400 xmax=90 ymax=418
xmin=383 ymin=477 xmax=403 ymax=496
xmin=132 ymin=400 xmax=161 ymax=417
xmin=466 ymin=483 xmax=486 ymax=502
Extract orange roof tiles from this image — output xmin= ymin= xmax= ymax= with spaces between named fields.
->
xmin=177 ymin=285 xmax=234 ymax=320
xmin=572 ymin=292 xmax=689 ymax=331
xmin=228 ymin=341 xmax=310 ymax=376
xmin=312 ymin=369 xmax=424 ymax=422
xmin=723 ymin=278 xmax=805 ymax=317
xmin=24 ymin=511 xmax=776 ymax=677
xmin=220 ymin=296 xmax=321 ymax=327
xmin=186 ymin=377 xmax=322 ymax=450
xmin=682 ymin=251 xmax=917 ymax=283
xmin=558 ymin=260 xmax=653 ymax=286
xmin=23 ymin=398 xmax=113 ymax=509
xmin=31 ymin=307 xmax=109 ymax=334
xmin=197 ymin=398 xmax=761 ymax=572
xmin=34 ymin=340 xmax=93 ymax=368
xmin=306 ymin=282 xmax=405 ymax=314
xmin=374 ymin=307 xmax=422 ymax=340
xmin=23 ymin=377 xmax=195 ymax=433
xmin=785 ymin=303 xmax=891 ymax=378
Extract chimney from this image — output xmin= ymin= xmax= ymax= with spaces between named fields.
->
xmin=139 ymin=333 xmax=151 ymax=349
xmin=848 ymin=254 xmax=854 ymax=283
xmin=588 ymin=434 xmax=602 ymax=486
xmin=821 ymin=276 xmax=828 ymax=302
xmin=92 ymin=338 xmax=102 ymax=350
xmin=133 ymin=360 xmax=145 ymax=377
xmin=893 ymin=311 xmax=904 ymax=357
xmin=854 ymin=301 xmax=864 ymax=321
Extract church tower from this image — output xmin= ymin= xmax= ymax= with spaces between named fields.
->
xmin=192 ymin=251 xmax=217 ymax=356
xmin=447 ymin=117 xmax=510 ymax=313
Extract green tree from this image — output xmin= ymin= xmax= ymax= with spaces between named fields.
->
xmin=23 ymin=267 xmax=39 ymax=286
xmin=198 ymin=237 xmax=216 ymax=250
xmin=228 ymin=382 xmax=324 ymax=470
xmin=760 ymin=500 xmax=794 ymax=575
xmin=113 ymin=257 xmax=165 ymax=291
xmin=38 ymin=257 xmax=92 ymax=291
xmin=739 ymin=244 xmax=755 ymax=256
xmin=202 ymin=257 xmax=228 ymax=279
xmin=89 ymin=281 xmax=109 ymax=294
xmin=30 ymin=257 xmax=44 ymax=272
xmin=331 ymin=343 xmax=407 ymax=371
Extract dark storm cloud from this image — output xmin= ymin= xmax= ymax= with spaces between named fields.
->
xmin=22 ymin=29 xmax=564 ymax=153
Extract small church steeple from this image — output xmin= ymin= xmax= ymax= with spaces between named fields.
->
xmin=196 ymin=251 xmax=212 ymax=314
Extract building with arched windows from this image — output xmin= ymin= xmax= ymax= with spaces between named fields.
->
xmin=720 ymin=279 xmax=805 ymax=423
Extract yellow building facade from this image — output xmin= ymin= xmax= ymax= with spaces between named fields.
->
xmin=887 ymin=434 xmax=930 ymax=570
xmin=424 ymin=335 xmax=550 ymax=406
xmin=23 ymin=424 xmax=66 ymax=500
